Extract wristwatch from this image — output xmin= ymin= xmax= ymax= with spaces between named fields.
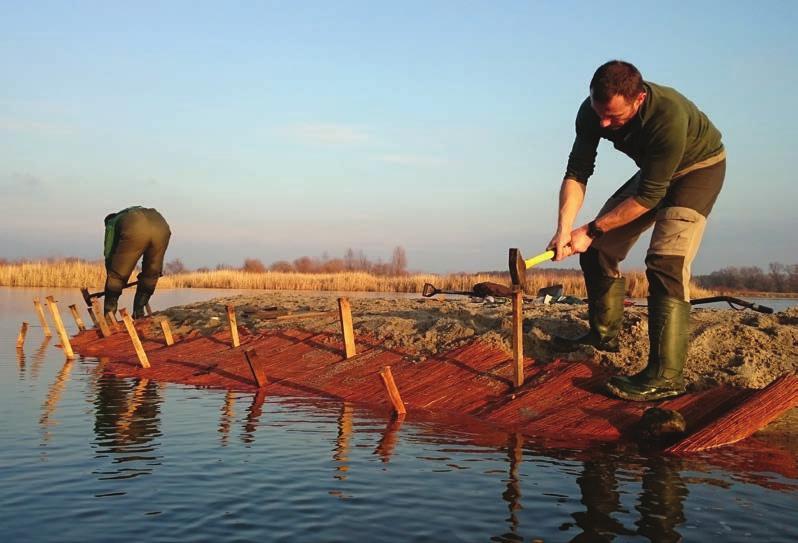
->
xmin=587 ymin=220 xmax=605 ymax=239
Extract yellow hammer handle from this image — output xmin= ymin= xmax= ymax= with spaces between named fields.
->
xmin=524 ymin=250 xmax=555 ymax=268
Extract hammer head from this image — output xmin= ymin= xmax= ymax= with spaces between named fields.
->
xmin=509 ymin=248 xmax=526 ymax=289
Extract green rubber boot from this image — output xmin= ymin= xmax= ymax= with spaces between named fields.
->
xmin=103 ymin=291 xmax=121 ymax=316
xmin=606 ymin=295 xmax=691 ymax=402
xmin=553 ymin=276 xmax=626 ymax=352
xmin=133 ymin=290 xmax=152 ymax=319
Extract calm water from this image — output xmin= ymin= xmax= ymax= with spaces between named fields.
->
xmin=1 ymin=287 xmax=796 ymax=542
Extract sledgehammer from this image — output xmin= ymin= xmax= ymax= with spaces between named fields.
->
xmin=508 ymin=248 xmax=555 ymax=290
xmin=80 ymin=282 xmax=138 ymax=307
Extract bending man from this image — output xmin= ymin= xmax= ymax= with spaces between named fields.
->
xmin=103 ymin=206 xmax=171 ymax=318
xmin=548 ymin=60 xmax=725 ymax=401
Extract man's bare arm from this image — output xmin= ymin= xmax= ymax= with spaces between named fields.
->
xmin=547 ymin=178 xmax=586 ymax=261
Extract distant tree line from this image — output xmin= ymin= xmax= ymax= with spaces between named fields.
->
xmin=694 ymin=263 xmax=798 ymax=293
xmin=170 ymin=246 xmax=409 ymax=276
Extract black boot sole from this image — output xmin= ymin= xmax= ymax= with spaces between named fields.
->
xmin=605 ymin=380 xmax=685 ymax=402
xmin=552 ymin=336 xmax=619 ymax=353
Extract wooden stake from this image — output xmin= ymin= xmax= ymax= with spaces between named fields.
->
xmin=226 ymin=305 xmax=240 ymax=348
xmin=379 ymin=366 xmax=406 ymax=415
xmin=511 ymin=288 xmax=524 ymax=389
xmin=45 ymin=296 xmax=75 ymax=359
xmin=68 ymin=304 xmax=86 ymax=331
xmin=337 ymin=297 xmax=356 ymax=359
xmin=33 ymin=297 xmax=52 ymax=337
xmin=106 ymin=312 xmax=121 ymax=332
xmin=92 ymin=301 xmax=112 ymax=338
xmin=86 ymin=305 xmax=99 ymax=327
xmin=244 ymin=348 xmax=268 ymax=388
xmin=159 ymin=319 xmax=174 ymax=346
xmin=17 ymin=322 xmax=29 ymax=349
xmin=119 ymin=308 xmax=150 ymax=368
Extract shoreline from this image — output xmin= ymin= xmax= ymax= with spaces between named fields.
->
xmin=157 ymin=291 xmax=798 ymax=392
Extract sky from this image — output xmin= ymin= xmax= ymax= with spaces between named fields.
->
xmin=1 ymin=1 xmax=796 ymax=274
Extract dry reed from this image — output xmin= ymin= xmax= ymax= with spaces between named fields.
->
xmin=0 ymin=260 xmax=714 ymax=298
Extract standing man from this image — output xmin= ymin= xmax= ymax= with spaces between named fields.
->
xmin=103 ymin=206 xmax=171 ymax=318
xmin=548 ymin=60 xmax=725 ymax=401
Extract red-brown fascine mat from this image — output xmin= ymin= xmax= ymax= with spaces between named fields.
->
xmin=68 ymin=319 xmax=798 ymax=456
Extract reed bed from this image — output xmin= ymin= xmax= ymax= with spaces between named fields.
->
xmin=0 ymin=260 xmax=714 ymax=298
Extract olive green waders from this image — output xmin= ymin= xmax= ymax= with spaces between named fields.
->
xmin=104 ymin=207 xmax=171 ymax=318
xmin=554 ymin=160 xmax=725 ymax=401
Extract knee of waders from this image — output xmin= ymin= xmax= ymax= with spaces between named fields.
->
xmin=579 ymin=247 xmax=603 ymax=278
xmin=645 ymin=254 xmax=686 ymax=300
xmin=104 ymin=272 xmax=127 ymax=295
xmin=136 ymin=272 xmax=160 ymax=294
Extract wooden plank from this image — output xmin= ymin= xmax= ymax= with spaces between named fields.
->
xmin=45 ymin=296 xmax=75 ymax=359
xmin=511 ymin=289 xmax=524 ymax=389
xmin=244 ymin=348 xmax=268 ymax=388
xmin=159 ymin=319 xmax=175 ymax=346
xmin=33 ymin=297 xmax=52 ymax=337
xmin=17 ymin=322 xmax=28 ymax=349
xmin=68 ymin=304 xmax=86 ymax=331
xmin=337 ymin=297 xmax=356 ymax=359
xmin=119 ymin=308 xmax=150 ymax=368
xmin=226 ymin=305 xmax=240 ymax=348
xmin=379 ymin=365 xmax=406 ymax=415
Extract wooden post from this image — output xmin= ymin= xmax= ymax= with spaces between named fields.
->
xmin=106 ymin=312 xmax=121 ymax=332
xmin=511 ymin=288 xmax=524 ymax=389
xmin=45 ymin=296 xmax=75 ymax=359
xmin=119 ymin=308 xmax=150 ymax=368
xmin=86 ymin=306 xmax=99 ymax=327
xmin=17 ymin=322 xmax=29 ymax=349
xmin=33 ymin=297 xmax=52 ymax=337
xmin=337 ymin=297 xmax=356 ymax=359
xmin=379 ymin=366 xmax=406 ymax=415
xmin=159 ymin=319 xmax=174 ymax=346
xmin=244 ymin=349 xmax=268 ymax=388
xmin=226 ymin=305 xmax=240 ymax=347
xmin=68 ymin=304 xmax=86 ymax=331
xmin=91 ymin=302 xmax=112 ymax=338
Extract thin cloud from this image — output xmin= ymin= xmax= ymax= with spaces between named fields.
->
xmin=287 ymin=123 xmax=370 ymax=145
xmin=0 ymin=118 xmax=74 ymax=136
xmin=0 ymin=172 xmax=45 ymax=195
xmin=374 ymin=154 xmax=446 ymax=167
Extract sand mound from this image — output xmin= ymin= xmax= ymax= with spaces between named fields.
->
xmin=159 ymin=292 xmax=798 ymax=391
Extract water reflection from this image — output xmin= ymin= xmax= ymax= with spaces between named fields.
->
xmin=219 ymin=390 xmax=236 ymax=446
xmin=16 ymin=347 xmax=25 ymax=379
xmin=30 ymin=336 xmax=51 ymax=380
xmin=92 ymin=375 xmax=163 ymax=481
xmin=558 ymin=449 xmax=688 ymax=542
xmin=374 ymin=413 xmax=405 ymax=463
xmin=492 ymin=433 xmax=525 ymax=543
xmin=636 ymin=456 xmax=688 ymax=543
xmin=241 ymin=389 xmax=267 ymax=445
xmin=39 ymin=357 xmax=75 ymax=445
xmin=333 ymin=402 xmax=354 ymax=481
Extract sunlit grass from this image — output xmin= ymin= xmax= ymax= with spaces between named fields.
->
xmin=0 ymin=260 xmax=715 ymax=298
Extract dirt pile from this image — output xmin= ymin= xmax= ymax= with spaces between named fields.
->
xmin=160 ymin=292 xmax=798 ymax=391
